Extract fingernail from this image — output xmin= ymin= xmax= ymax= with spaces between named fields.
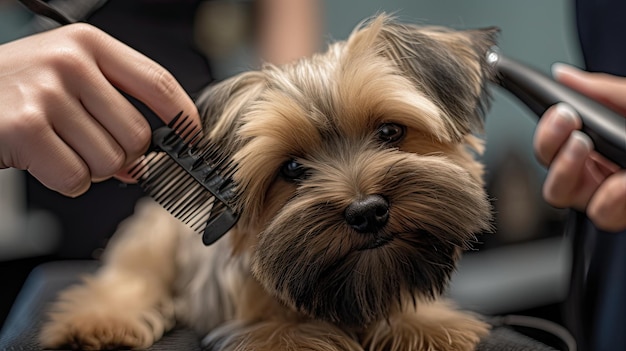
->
xmin=551 ymin=62 xmax=582 ymax=79
xmin=564 ymin=130 xmax=593 ymax=160
xmin=554 ymin=103 xmax=579 ymax=123
xmin=548 ymin=103 xmax=581 ymax=134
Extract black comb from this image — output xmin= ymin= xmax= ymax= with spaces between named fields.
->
xmin=128 ymin=112 xmax=239 ymax=245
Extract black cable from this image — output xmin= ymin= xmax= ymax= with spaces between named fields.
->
xmin=489 ymin=315 xmax=577 ymax=351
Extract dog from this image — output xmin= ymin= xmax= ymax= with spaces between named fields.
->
xmin=39 ymin=15 xmax=497 ymax=350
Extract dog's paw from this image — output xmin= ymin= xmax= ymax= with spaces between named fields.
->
xmin=203 ymin=320 xmax=363 ymax=351
xmin=39 ymin=312 xmax=156 ymax=350
xmin=38 ymin=279 xmax=172 ymax=350
xmin=364 ymin=302 xmax=490 ymax=351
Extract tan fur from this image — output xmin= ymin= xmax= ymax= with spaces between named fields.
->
xmin=40 ymin=15 xmax=497 ymax=350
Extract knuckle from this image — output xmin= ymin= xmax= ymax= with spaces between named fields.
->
xmin=542 ymin=178 xmax=569 ymax=209
xmin=46 ymin=24 xmax=104 ymax=74
xmin=108 ymin=148 xmax=127 ymax=172
xmin=12 ymin=107 xmax=50 ymax=144
xmin=126 ymin=124 xmax=152 ymax=156
xmin=35 ymin=78 xmax=67 ymax=106
xmin=0 ymin=107 xmax=49 ymax=170
xmin=14 ymin=106 xmax=44 ymax=132
xmin=46 ymin=45 xmax=91 ymax=76
xmin=60 ymin=166 xmax=91 ymax=197
xmin=149 ymin=67 xmax=179 ymax=101
xmin=63 ymin=23 xmax=104 ymax=45
xmin=95 ymin=148 xmax=126 ymax=178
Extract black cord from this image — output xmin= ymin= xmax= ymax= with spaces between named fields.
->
xmin=489 ymin=315 xmax=577 ymax=351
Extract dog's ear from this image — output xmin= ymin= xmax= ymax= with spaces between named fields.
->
xmin=349 ymin=15 xmax=499 ymax=139
xmin=194 ymin=71 xmax=266 ymax=143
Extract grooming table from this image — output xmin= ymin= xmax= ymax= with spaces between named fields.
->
xmin=0 ymin=261 xmax=558 ymax=351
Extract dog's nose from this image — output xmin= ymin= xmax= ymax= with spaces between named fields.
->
xmin=344 ymin=195 xmax=389 ymax=233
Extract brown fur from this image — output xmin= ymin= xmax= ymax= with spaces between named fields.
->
xmin=40 ymin=15 xmax=497 ymax=350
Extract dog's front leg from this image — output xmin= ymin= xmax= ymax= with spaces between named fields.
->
xmin=203 ymin=319 xmax=364 ymax=351
xmin=362 ymin=299 xmax=490 ymax=351
xmin=39 ymin=199 xmax=183 ymax=350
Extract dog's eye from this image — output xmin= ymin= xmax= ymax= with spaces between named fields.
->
xmin=280 ymin=159 xmax=307 ymax=181
xmin=377 ymin=123 xmax=406 ymax=144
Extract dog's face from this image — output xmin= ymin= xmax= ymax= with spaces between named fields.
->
xmin=196 ymin=16 xmax=497 ymax=327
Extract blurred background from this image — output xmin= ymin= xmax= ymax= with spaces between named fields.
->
xmin=0 ymin=0 xmax=579 ymax=331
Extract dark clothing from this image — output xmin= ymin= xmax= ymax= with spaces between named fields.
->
xmin=568 ymin=1 xmax=626 ymax=350
xmin=576 ymin=0 xmax=626 ymax=77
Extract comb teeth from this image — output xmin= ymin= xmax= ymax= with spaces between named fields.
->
xmin=129 ymin=113 xmax=239 ymax=245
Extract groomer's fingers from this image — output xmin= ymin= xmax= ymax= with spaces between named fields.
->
xmin=65 ymin=24 xmax=201 ymax=182
xmin=76 ymin=24 xmax=201 ymax=128
xmin=12 ymin=115 xmax=91 ymax=197
xmin=542 ymin=131 xmax=601 ymax=210
xmin=29 ymin=145 xmax=90 ymax=197
xmin=76 ymin=65 xmax=151 ymax=169
xmin=552 ymin=63 xmax=626 ymax=115
xmin=588 ymin=171 xmax=626 ymax=232
xmin=50 ymin=93 xmax=126 ymax=181
xmin=0 ymin=23 xmax=200 ymax=196
xmin=534 ymin=103 xmax=581 ymax=166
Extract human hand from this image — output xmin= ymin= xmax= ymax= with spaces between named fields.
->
xmin=534 ymin=64 xmax=626 ymax=232
xmin=0 ymin=23 xmax=200 ymax=197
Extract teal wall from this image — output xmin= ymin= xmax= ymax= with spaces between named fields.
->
xmin=322 ymin=0 xmax=582 ymax=174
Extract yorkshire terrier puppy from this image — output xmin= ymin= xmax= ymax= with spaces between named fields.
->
xmin=40 ymin=15 xmax=497 ymax=350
